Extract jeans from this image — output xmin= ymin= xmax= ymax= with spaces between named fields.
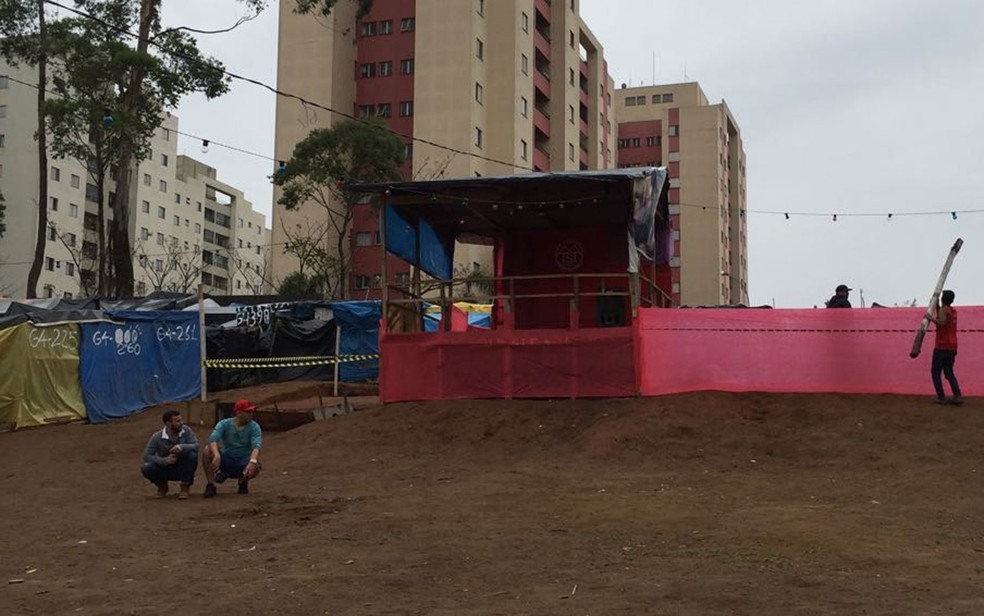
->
xmin=931 ymin=349 xmax=961 ymax=400
xmin=141 ymin=451 xmax=198 ymax=486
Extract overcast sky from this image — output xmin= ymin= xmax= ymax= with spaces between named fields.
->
xmin=161 ymin=0 xmax=984 ymax=308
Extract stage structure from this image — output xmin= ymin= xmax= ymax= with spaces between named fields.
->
xmin=349 ymin=168 xmax=673 ymax=402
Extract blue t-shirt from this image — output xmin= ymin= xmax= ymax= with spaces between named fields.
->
xmin=208 ymin=418 xmax=262 ymax=459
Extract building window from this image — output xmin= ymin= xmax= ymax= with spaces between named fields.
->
xmin=569 ymin=105 xmax=575 ymax=123
xmin=141 ymin=200 xmax=150 ymax=213
xmin=378 ymin=61 xmax=393 ymax=76
xmin=476 ymin=38 xmax=484 ymax=60
xmin=569 ymin=68 xmax=575 ymax=86
xmin=354 ymin=275 xmax=371 ymax=290
xmin=173 ymin=215 xmax=180 ymax=226
xmin=356 ymin=232 xmax=373 ymax=247
xmin=359 ymin=63 xmax=376 ymax=78
xmin=65 ymin=264 xmax=75 ymax=277
xmin=0 ymin=134 xmax=5 ymax=148
xmin=0 ymin=76 xmax=7 ymax=89
xmin=520 ymin=96 xmax=528 ymax=117
xmin=50 ymin=166 xmax=61 ymax=181
xmin=156 ymin=233 xmax=165 ymax=246
xmin=570 ymin=0 xmax=575 ymax=9
xmin=66 ymin=232 xmax=77 ymax=247
xmin=400 ymin=58 xmax=414 ymax=75
xmin=159 ymin=179 xmax=167 ymax=192
xmin=521 ymin=54 xmax=529 ymax=75
xmin=358 ymin=104 xmax=376 ymax=119
xmin=141 ymin=227 xmax=149 ymax=240
xmin=521 ymin=12 xmax=529 ymax=32
xmin=69 ymin=203 xmax=79 ymax=218
xmin=70 ymin=174 xmax=80 ymax=189
xmin=359 ymin=21 xmax=376 ymax=36
xmin=48 ymin=226 xmax=57 ymax=241
xmin=0 ymin=104 xmax=7 ymax=118
xmin=377 ymin=103 xmax=392 ymax=118
xmin=143 ymin=173 xmax=152 ymax=187
xmin=379 ymin=20 xmax=393 ymax=34
xmin=476 ymin=0 xmax=484 ymax=16
xmin=399 ymin=101 xmax=414 ymax=117
xmin=645 ymin=136 xmax=661 ymax=147
xmin=46 ymin=257 xmax=56 ymax=272
xmin=636 ymin=95 xmax=646 ymax=105
xmin=662 ymin=93 xmax=674 ymax=103
xmin=49 ymin=197 xmax=58 ymax=211
xmin=157 ymin=206 xmax=166 ymax=219
xmin=404 ymin=143 xmax=413 ymax=159
xmin=195 ymin=223 xmax=201 ymax=233
xmin=569 ymin=30 xmax=575 ymax=49
xmin=668 ymin=125 xmax=679 ymax=137
xmin=520 ymin=140 xmax=528 ymax=160
xmin=625 ymin=97 xmax=636 ymax=107
xmin=475 ymin=82 xmax=483 ymax=104
xmin=475 ymin=127 xmax=483 ymax=149
xmin=400 ymin=17 xmax=415 ymax=32
xmin=569 ymin=143 xmax=575 ymax=161
xmin=162 ymin=128 xmax=170 ymax=141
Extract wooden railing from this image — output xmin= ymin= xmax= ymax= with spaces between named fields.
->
xmin=384 ymin=272 xmax=671 ymax=333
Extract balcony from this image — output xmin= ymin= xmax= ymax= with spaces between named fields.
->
xmin=533 ymin=107 xmax=551 ymax=138
xmin=534 ymin=28 xmax=550 ymax=57
xmin=533 ymin=146 xmax=550 ymax=172
xmin=535 ymin=0 xmax=552 ymax=18
xmin=534 ymin=67 xmax=551 ymax=97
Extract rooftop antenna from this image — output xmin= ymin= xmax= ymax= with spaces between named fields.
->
xmin=684 ymin=63 xmax=689 ymax=81
xmin=652 ymin=52 xmax=656 ymax=85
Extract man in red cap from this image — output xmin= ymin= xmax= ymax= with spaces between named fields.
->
xmin=202 ymin=399 xmax=263 ymax=498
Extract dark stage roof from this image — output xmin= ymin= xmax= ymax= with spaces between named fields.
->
xmin=348 ymin=168 xmax=668 ymax=237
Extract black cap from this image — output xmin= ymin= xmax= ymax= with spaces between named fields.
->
xmin=836 ymin=284 xmax=852 ymax=293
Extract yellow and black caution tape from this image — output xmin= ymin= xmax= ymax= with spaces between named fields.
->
xmin=204 ymin=354 xmax=379 ymax=369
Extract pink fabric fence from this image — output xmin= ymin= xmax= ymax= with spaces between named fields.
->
xmin=638 ymin=307 xmax=984 ymax=397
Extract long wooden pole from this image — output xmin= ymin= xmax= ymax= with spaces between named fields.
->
xmin=198 ymin=283 xmax=207 ymax=402
xmin=379 ymin=199 xmax=389 ymax=327
xmin=911 ymin=238 xmax=963 ymax=358
xmin=333 ymin=325 xmax=341 ymax=397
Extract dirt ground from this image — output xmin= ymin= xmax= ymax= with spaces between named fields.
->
xmin=3 ymin=390 xmax=984 ymax=615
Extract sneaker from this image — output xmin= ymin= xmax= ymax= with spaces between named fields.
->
xmin=203 ymin=483 xmax=217 ymax=498
xmin=238 ymin=480 xmax=249 ymax=495
xmin=933 ymin=398 xmax=948 ymax=406
xmin=949 ymin=396 xmax=965 ymax=406
xmin=213 ymin=470 xmax=227 ymax=484
xmin=178 ymin=485 xmax=190 ymax=500
xmin=156 ymin=483 xmax=169 ymax=498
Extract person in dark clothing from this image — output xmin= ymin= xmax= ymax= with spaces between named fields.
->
xmin=826 ymin=284 xmax=852 ymax=308
xmin=927 ymin=289 xmax=962 ymax=406
xmin=141 ymin=410 xmax=199 ymax=499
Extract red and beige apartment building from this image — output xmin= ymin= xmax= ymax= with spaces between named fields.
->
xmin=614 ymin=82 xmax=748 ymax=306
xmin=272 ymin=0 xmax=747 ymax=306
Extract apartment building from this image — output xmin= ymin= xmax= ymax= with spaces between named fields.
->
xmin=272 ymin=0 xmax=615 ymax=298
xmin=0 ymin=61 xmax=271 ymax=299
xmin=614 ymin=82 xmax=748 ymax=306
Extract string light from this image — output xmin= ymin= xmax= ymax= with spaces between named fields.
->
xmin=833 ymin=214 xmax=838 ymax=222
xmin=887 ymin=213 xmax=893 ymax=221
xmin=200 ymin=139 xmax=209 ymax=153
xmin=952 ymin=211 xmax=958 ymax=220
xmin=101 ymin=108 xmax=113 ymax=128
xmin=784 ymin=213 xmax=789 ymax=220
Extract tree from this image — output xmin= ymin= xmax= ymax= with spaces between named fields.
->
xmin=226 ymin=246 xmax=275 ymax=295
xmin=274 ymin=118 xmax=405 ymax=299
xmin=277 ymin=271 xmax=325 ymax=301
xmin=75 ymin=0 xmax=231 ymax=299
xmin=294 ymin=0 xmax=373 ymax=19
xmin=0 ymin=0 xmax=51 ymax=298
xmin=135 ymin=240 xmax=204 ymax=294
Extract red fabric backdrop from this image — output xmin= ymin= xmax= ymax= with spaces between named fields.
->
xmin=638 ymin=307 xmax=984 ymax=396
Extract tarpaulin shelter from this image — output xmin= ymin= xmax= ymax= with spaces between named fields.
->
xmin=349 ymin=168 xmax=673 ymax=402
xmin=332 ymin=301 xmax=381 ymax=382
xmin=81 ymin=311 xmax=202 ymax=423
xmin=0 ymin=322 xmax=87 ymax=429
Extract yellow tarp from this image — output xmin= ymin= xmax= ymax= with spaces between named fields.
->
xmin=0 ymin=323 xmax=87 ymax=429
xmin=424 ymin=302 xmax=493 ymax=314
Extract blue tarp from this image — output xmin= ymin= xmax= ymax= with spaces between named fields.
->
xmin=81 ymin=311 xmax=201 ymax=423
xmin=423 ymin=309 xmax=492 ymax=332
xmin=384 ymin=205 xmax=454 ymax=279
xmin=331 ymin=301 xmax=381 ymax=382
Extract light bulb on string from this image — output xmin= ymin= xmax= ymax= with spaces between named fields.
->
xmin=832 ymin=214 xmax=838 ymax=222
xmin=887 ymin=213 xmax=893 ymax=222
xmin=952 ymin=212 xmax=958 ymax=220
xmin=277 ymin=160 xmax=286 ymax=174
xmin=784 ymin=213 xmax=789 ymax=220
xmin=101 ymin=109 xmax=113 ymax=129
xmin=200 ymin=139 xmax=210 ymax=154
